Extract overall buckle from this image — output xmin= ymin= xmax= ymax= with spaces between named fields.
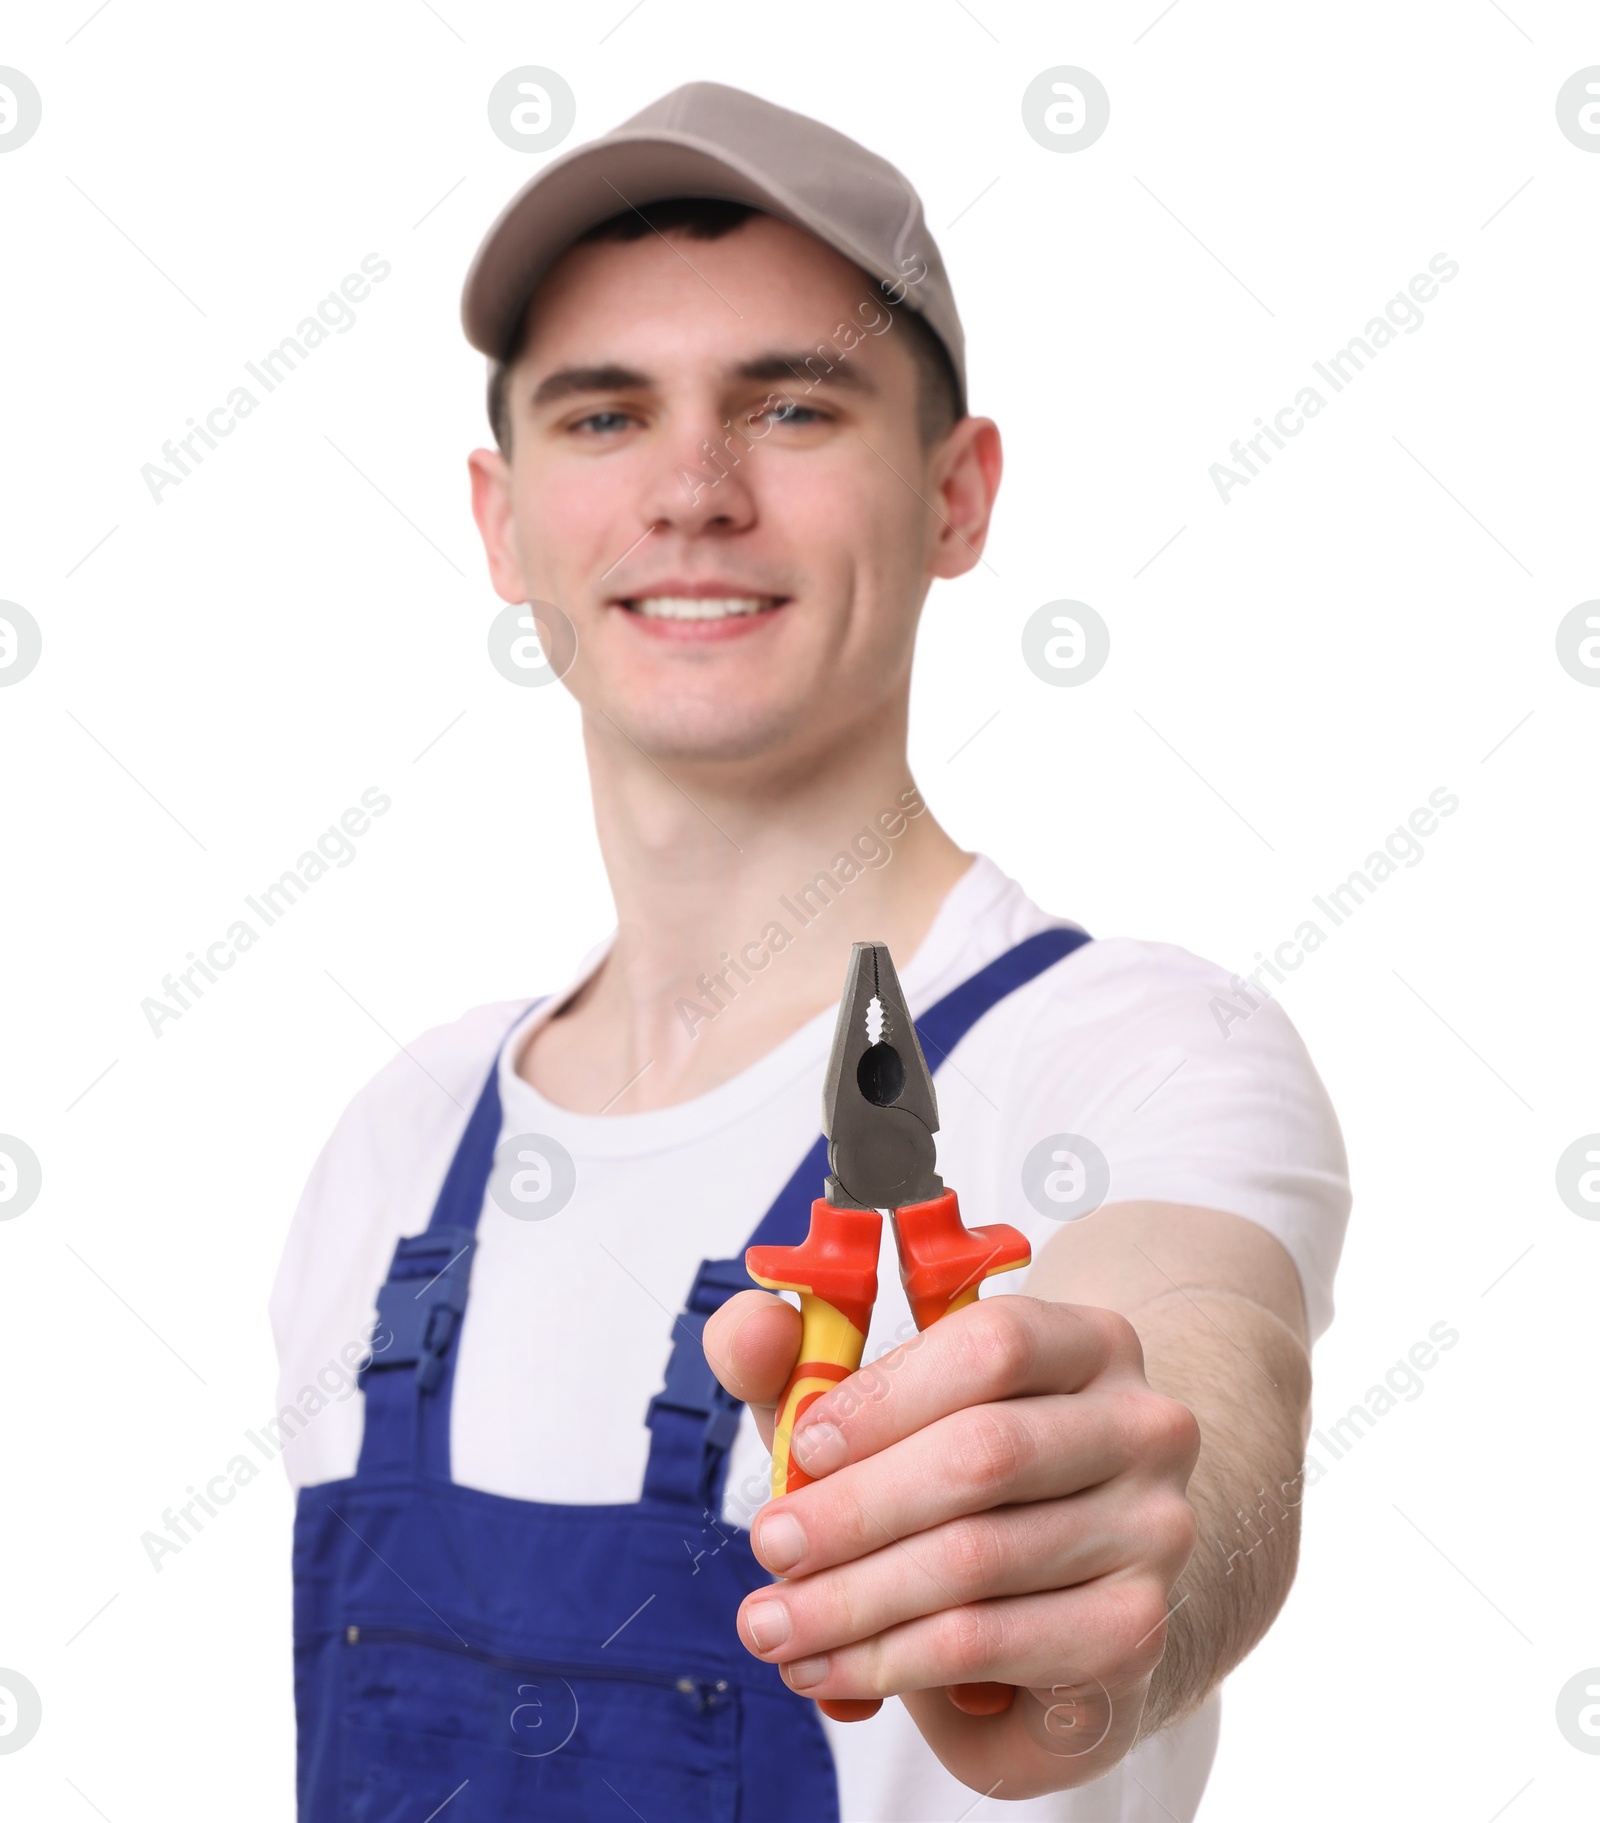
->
xmin=365 ymin=1226 xmax=477 ymax=1394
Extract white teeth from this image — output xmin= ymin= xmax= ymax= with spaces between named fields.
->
xmin=630 ymin=595 xmax=776 ymax=621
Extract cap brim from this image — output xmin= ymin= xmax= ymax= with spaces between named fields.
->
xmin=461 ymin=130 xmax=907 ymax=358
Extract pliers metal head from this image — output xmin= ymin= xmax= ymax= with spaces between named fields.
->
xmin=823 ymin=941 xmax=944 ymax=1211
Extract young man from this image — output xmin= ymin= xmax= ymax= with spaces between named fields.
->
xmin=272 ymin=83 xmax=1349 ymax=1820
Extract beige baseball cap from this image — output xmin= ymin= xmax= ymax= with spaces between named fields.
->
xmin=460 ymin=80 xmax=966 ymax=411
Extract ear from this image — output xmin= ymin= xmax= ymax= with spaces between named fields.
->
xmin=925 ymin=417 xmax=1003 ymax=580
xmin=468 ymin=446 xmax=530 ymax=604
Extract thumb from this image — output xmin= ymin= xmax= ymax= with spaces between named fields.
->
xmin=702 ymin=1289 xmax=800 ymax=1452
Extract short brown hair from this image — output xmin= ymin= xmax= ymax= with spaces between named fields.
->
xmin=486 ymin=196 xmax=962 ymax=454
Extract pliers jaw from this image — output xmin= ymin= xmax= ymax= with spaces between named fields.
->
xmin=823 ymin=942 xmax=944 ymax=1212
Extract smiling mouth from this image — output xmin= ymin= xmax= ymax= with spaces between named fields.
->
xmin=621 ymin=595 xmax=787 ymax=622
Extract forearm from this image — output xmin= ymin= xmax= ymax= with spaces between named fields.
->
xmin=1130 ymin=1286 xmax=1313 ymax=1738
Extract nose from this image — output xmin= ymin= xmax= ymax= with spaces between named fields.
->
xmin=633 ymin=403 xmax=760 ymax=540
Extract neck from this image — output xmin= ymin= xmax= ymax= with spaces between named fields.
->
xmin=519 ymin=708 xmax=970 ymax=1113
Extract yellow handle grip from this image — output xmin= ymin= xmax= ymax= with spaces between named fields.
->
xmin=767 ymin=1294 xmax=869 ymax=1497
xmin=746 ymin=1200 xmax=882 ymax=1499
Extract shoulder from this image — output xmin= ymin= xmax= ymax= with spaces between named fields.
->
xmin=1000 ymin=930 xmax=1285 ymax=1052
xmin=327 ymin=995 xmax=533 ymax=1179
xmin=944 ymin=863 xmax=1328 ymax=1090
xmin=986 ymin=930 xmax=1351 ymax=1336
xmin=266 ymin=995 xmax=536 ymax=1485
xmin=1003 ymin=932 xmax=1338 ymax=1132
xmin=952 ymin=866 xmax=1262 ymax=1040
xmin=269 ymin=996 xmax=535 ymax=1338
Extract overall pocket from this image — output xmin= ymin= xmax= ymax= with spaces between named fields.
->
xmin=337 ymin=1623 xmax=740 ymax=1823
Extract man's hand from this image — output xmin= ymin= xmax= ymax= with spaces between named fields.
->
xmin=703 ymin=1285 xmax=1203 ymax=1798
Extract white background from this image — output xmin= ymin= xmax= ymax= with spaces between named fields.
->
xmin=2 ymin=1 xmax=1597 ymax=1817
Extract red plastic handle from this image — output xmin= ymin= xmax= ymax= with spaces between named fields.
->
xmin=891 ymin=1189 xmax=1031 ymax=1331
xmin=746 ymin=1201 xmax=880 ymax=1341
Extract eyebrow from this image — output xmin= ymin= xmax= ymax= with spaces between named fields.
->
xmin=529 ymin=364 xmax=651 ymax=407
xmin=736 ymin=353 xmax=878 ymax=394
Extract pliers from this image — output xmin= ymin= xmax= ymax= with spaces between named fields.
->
xmin=747 ymin=941 xmax=1032 ymax=1498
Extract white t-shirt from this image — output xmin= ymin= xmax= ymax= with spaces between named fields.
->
xmin=270 ymin=855 xmax=1350 ymax=1822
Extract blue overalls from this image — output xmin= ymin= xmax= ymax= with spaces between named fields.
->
xmin=293 ymin=926 xmax=1091 ymax=1820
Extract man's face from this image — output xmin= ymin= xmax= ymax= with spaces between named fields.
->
xmin=469 ymin=214 xmax=999 ymax=769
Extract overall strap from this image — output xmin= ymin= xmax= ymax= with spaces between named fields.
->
xmin=357 ymin=1003 xmax=540 ymax=1477
xmin=643 ymin=924 xmax=1093 ymax=1511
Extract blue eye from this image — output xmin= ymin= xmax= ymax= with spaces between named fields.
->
xmin=575 ymin=411 xmax=632 ymax=434
xmin=765 ymin=402 xmax=822 ymax=426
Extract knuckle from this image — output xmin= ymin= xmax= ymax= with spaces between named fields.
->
xmin=938 ymin=1601 xmax=1001 ymax=1678
xmin=816 ymin=1569 xmax=868 ymax=1644
xmin=1133 ymin=1490 xmax=1199 ymax=1573
xmin=853 ymin=1665 xmax=890 ymax=1701
xmin=1095 ymin=1306 xmax=1144 ymax=1366
xmin=954 ymin=1405 xmax=1030 ymax=1500
xmin=827 ymin=1637 xmax=893 ymax=1700
xmin=956 ymin=1299 xmax=1035 ymax=1392
xmin=1121 ymin=1389 xmax=1198 ymax=1466
xmin=1113 ymin=1582 xmax=1172 ymax=1672
xmin=865 ymin=1641 xmax=900 ymax=1699
xmin=939 ymin=1514 xmax=1007 ymax=1594
xmin=1152 ymin=1393 xmax=1202 ymax=1463
xmin=1165 ymin=1495 xmax=1200 ymax=1567
xmin=815 ymin=1481 xmax=889 ymax=1558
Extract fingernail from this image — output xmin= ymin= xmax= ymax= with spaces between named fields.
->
xmin=784 ymin=1655 xmax=829 ymax=1691
xmin=791 ymin=1419 xmax=846 ymax=1475
xmin=756 ymin=1510 xmax=807 ymax=1573
xmin=743 ymin=1599 xmax=792 ymax=1654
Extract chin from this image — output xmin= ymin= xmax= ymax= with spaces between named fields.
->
xmin=601 ymin=692 xmax=809 ymax=767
